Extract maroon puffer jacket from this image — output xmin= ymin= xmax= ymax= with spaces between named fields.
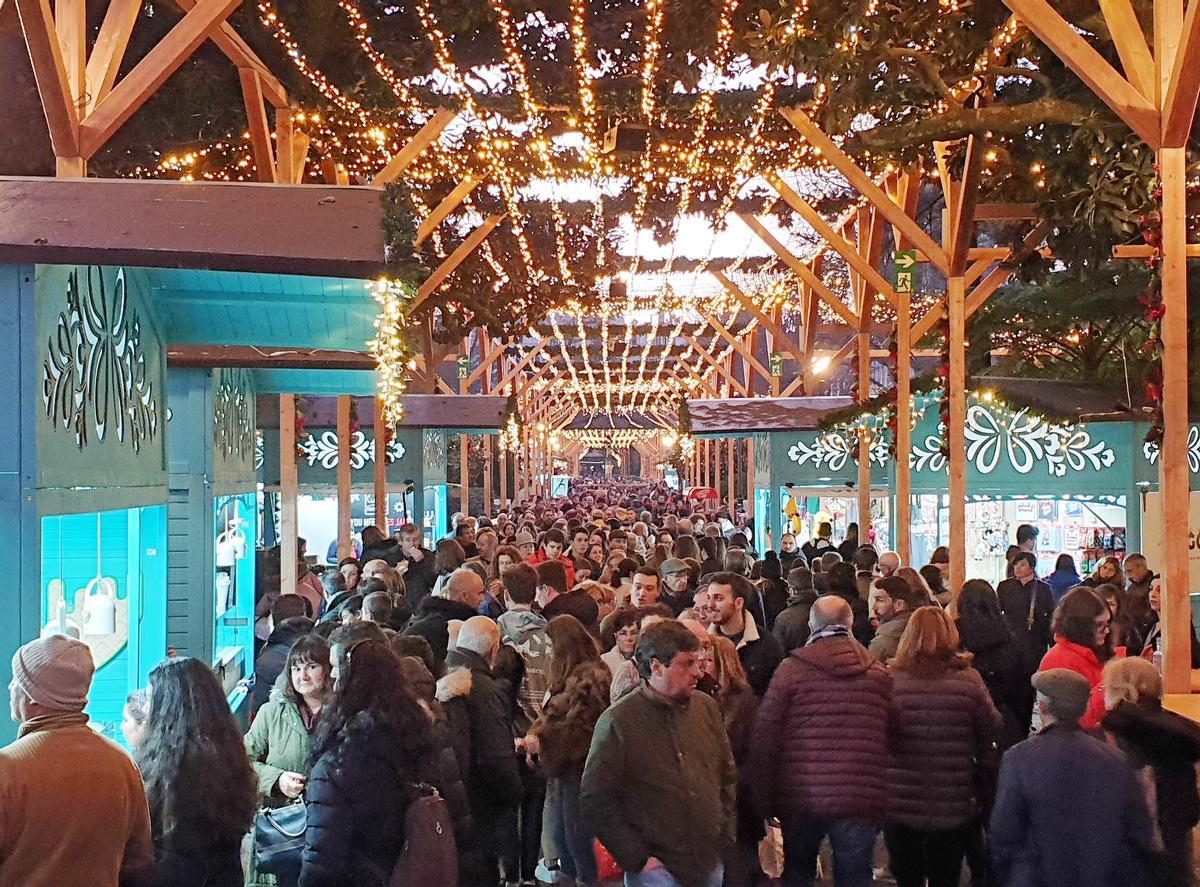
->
xmin=887 ymin=666 xmax=1002 ymax=830
xmin=750 ymin=634 xmax=895 ymax=822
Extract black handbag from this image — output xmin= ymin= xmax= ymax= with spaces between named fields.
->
xmin=253 ymin=798 xmax=307 ymax=876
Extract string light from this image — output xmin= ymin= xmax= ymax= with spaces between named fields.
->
xmin=369 ymin=277 xmax=415 ymax=425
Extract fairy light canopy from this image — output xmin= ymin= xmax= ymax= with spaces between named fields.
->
xmin=107 ymin=0 xmax=1177 ymax=421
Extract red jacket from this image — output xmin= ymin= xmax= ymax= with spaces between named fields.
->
xmin=1038 ymin=635 xmax=1108 ymax=729
xmin=750 ymin=634 xmax=895 ymax=822
xmin=528 ymin=550 xmax=576 ymax=587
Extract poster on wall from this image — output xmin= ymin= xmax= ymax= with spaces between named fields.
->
xmin=1141 ymin=492 xmax=1200 ymax=594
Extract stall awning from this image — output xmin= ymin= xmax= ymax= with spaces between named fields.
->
xmin=686 ymin=397 xmax=854 ymax=434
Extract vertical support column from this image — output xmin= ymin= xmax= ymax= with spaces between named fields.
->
xmin=1159 ymin=145 xmax=1190 ymax=693
xmin=373 ymin=398 xmax=388 ymax=532
xmin=895 ymin=289 xmax=912 ymax=564
xmin=279 ymin=395 xmax=298 ymax=595
xmin=746 ymin=436 xmax=756 ymax=537
xmin=727 ymin=438 xmax=736 ymax=517
xmin=703 ymin=439 xmax=711 ymax=488
xmin=714 ymin=439 xmax=723 ymax=505
xmin=857 ymin=329 xmax=872 ymax=540
xmin=336 ymin=396 xmax=352 ymax=559
xmin=947 ymin=278 xmax=968 ymax=594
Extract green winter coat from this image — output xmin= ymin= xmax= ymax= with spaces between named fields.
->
xmin=244 ymin=697 xmax=314 ymax=804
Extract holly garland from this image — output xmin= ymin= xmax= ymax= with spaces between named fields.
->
xmin=348 ymin=396 xmax=361 ymax=437
xmin=884 ymin=330 xmax=900 ymax=457
xmin=295 ymin=397 xmax=310 ymax=459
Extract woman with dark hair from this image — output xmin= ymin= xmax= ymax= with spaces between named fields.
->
xmin=523 ymin=616 xmax=611 ymax=887
xmin=838 ymin=521 xmax=859 ymax=562
xmin=954 ymin=579 xmax=1024 ymax=750
xmin=1038 ymin=586 xmax=1114 ymax=729
xmin=601 ymin=607 xmax=642 ymax=679
xmin=704 ymin=634 xmax=761 ymax=887
xmin=645 ymin=542 xmax=672 ymax=572
xmin=919 ymin=565 xmax=952 ymax=608
xmin=430 ymin=538 xmax=467 ymax=598
xmin=1140 ymin=576 xmax=1200 ymax=667
xmin=246 ymin=634 xmax=331 ymax=804
xmin=698 ymin=534 xmax=724 ymax=576
xmin=827 ymin=561 xmax=873 ymax=646
xmin=672 ymin=533 xmax=701 ymax=563
xmin=886 ymin=609 xmax=1001 ymax=887
xmin=1044 ymin=553 xmax=1083 ymax=603
xmin=300 ymin=638 xmax=438 ymax=887
xmin=1091 ymin=582 xmax=1144 ymax=653
xmin=132 ymin=657 xmax=258 ymax=887
xmin=245 ymin=635 xmax=331 ymax=885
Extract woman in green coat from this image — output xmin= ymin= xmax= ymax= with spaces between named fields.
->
xmin=245 ymin=633 xmax=331 ymax=885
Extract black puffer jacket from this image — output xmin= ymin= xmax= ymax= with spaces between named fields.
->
xmin=299 ymin=712 xmax=436 ymax=887
xmin=403 ymin=595 xmax=479 ymax=669
xmin=439 ymin=649 xmax=522 ymax=819
xmin=773 ymin=590 xmax=818 ymax=652
xmin=956 ymin=613 xmax=1026 ymax=750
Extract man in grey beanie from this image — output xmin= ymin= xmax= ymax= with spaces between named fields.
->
xmin=990 ymin=668 xmax=1156 ymax=887
xmin=0 ymin=635 xmax=153 ymax=886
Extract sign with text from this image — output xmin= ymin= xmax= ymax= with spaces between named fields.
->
xmin=455 ymin=356 xmax=469 ymax=379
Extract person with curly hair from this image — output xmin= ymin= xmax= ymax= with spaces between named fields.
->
xmin=133 ymin=657 xmax=258 ymax=887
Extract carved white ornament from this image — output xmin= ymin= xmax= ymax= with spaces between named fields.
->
xmin=298 ymin=431 xmax=406 ymax=469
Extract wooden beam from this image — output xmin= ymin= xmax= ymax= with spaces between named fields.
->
xmin=411 ymin=214 xmax=505 ymax=311
xmin=54 ymin=0 xmax=85 ymax=105
xmin=1163 ymin=0 xmax=1200 ymax=147
xmin=1098 ymin=0 xmax=1156 ymax=100
xmin=947 ymin=135 xmax=984 ymax=276
xmin=336 ymin=395 xmax=353 ymax=561
xmin=275 ymin=108 xmax=293 ymax=185
xmin=289 ymin=130 xmax=311 ymax=184
xmin=416 ymin=176 xmax=479 ymax=244
xmin=321 ymin=157 xmax=349 ymax=186
xmin=735 ymin=213 xmax=861 ymax=327
xmin=371 ymin=109 xmax=457 ymax=186
xmin=972 ymin=203 xmax=1039 ymax=221
xmin=895 ymin=286 xmax=912 ymax=564
xmin=238 ymin=68 xmax=276 ymax=183
xmin=702 ymin=312 xmax=774 ymax=384
xmin=16 ymin=0 xmax=80 ymax=158
xmin=495 ymin=337 xmax=552 ymax=391
xmin=84 ymin=0 xmax=141 ymax=114
xmin=779 ymin=106 xmax=952 ymax=273
xmin=1114 ymin=243 xmax=1200 ymax=258
xmin=80 ymin=0 xmax=243 ymax=158
xmin=685 ymin=336 xmax=750 ymax=396
xmin=999 ymin=0 xmax=1161 ymax=147
xmin=173 ymin=0 xmax=290 ymax=108
xmin=948 ymin=275 xmax=967 ymax=595
xmin=715 ymin=271 xmax=806 ymax=364
xmin=1159 ymin=144 xmax=1191 ymax=693
xmin=766 ymin=172 xmax=899 ymax=310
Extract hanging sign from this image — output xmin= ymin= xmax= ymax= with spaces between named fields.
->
xmin=455 ymin=356 xmax=469 ymax=379
xmin=894 ymin=250 xmax=916 ymax=293
xmin=769 ymin=352 xmax=784 ymax=377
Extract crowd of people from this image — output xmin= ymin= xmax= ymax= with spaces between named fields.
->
xmin=3 ymin=478 xmax=1200 ymax=887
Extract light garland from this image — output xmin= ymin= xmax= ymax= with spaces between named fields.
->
xmin=369 ymin=277 xmax=415 ymax=425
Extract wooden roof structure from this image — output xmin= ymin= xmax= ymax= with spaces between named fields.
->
xmin=6 ymin=0 xmax=1200 ymax=693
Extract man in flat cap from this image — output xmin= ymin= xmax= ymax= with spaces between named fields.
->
xmin=990 ymin=668 xmax=1156 ymax=887
xmin=0 ymin=634 xmax=153 ymax=886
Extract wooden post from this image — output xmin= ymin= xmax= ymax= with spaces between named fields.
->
xmin=727 ymin=437 xmax=737 ymax=517
xmin=336 ymin=396 xmax=352 ymax=560
xmin=857 ymin=329 xmax=872 ymax=541
xmin=1159 ymin=144 xmax=1190 ymax=693
xmin=947 ymin=276 xmax=967 ymax=594
xmin=279 ymin=395 xmax=298 ymax=595
xmin=895 ymin=288 xmax=912 ymax=564
xmin=746 ymin=436 xmax=757 ymax=539
xmin=373 ymin=398 xmax=388 ymax=532
xmin=714 ymin=439 xmax=724 ymax=507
